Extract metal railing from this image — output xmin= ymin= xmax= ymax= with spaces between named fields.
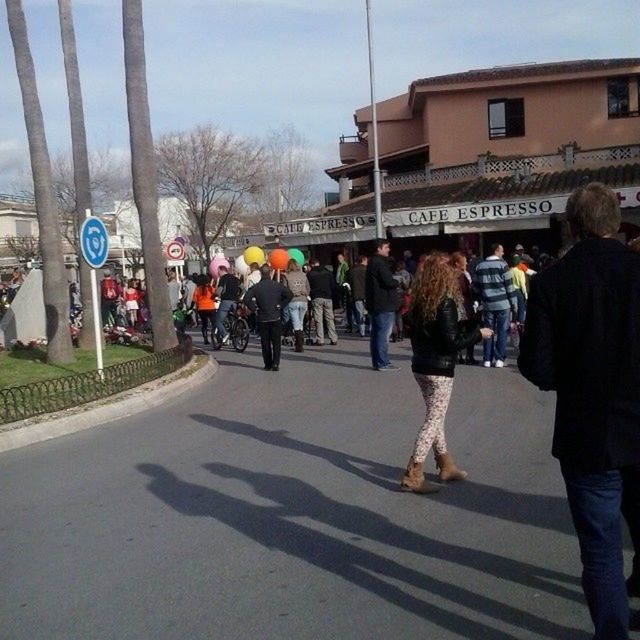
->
xmin=0 ymin=193 xmax=35 ymax=205
xmin=378 ymin=144 xmax=640 ymax=193
xmin=339 ymin=134 xmax=365 ymax=144
xmin=0 ymin=337 xmax=193 ymax=426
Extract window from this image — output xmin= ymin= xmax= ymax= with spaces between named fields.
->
xmin=14 ymin=220 xmax=32 ymax=237
xmin=608 ymin=77 xmax=630 ymax=118
xmin=488 ymin=98 xmax=525 ymax=139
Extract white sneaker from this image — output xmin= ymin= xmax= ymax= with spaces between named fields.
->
xmin=222 ymin=335 xmax=230 ymax=345
xmin=495 ymin=360 xmax=505 ymax=368
xmin=483 ymin=361 xmax=491 ymax=368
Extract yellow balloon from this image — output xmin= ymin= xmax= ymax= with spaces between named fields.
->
xmin=243 ymin=246 xmax=265 ymax=266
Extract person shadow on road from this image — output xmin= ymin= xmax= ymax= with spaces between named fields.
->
xmin=137 ymin=462 xmax=585 ymax=640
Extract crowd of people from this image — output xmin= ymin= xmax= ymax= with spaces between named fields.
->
xmin=161 ymin=236 xmax=551 ymax=375
xmin=99 ymin=271 xmax=150 ymax=329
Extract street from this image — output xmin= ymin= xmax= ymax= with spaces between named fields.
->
xmin=0 ymin=334 xmax=633 ymax=640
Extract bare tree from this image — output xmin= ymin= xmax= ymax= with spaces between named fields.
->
xmin=155 ymin=125 xmax=263 ymax=263
xmin=6 ymin=235 xmax=40 ymax=264
xmin=123 ymin=0 xmax=177 ymax=352
xmin=6 ymin=0 xmax=74 ymax=364
xmin=124 ymin=247 xmax=144 ymax=278
xmin=51 ymin=150 xmax=131 ymax=250
xmin=250 ymin=125 xmax=317 ymax=221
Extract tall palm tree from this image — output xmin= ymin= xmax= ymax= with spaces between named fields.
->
xmin=57 ymin=0 xmax=99 ymax=350
xmin=6 ymin=0 xmax=74 ymax=364
xmin=122 ymin=0 xmax=177 ymax=352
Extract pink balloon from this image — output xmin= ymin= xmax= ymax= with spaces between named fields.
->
xmin=208 ymin=255 xmax=230 ymax=278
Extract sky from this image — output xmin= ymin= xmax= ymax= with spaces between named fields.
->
xmin=0 ymin=0 xmax=638 ymax=198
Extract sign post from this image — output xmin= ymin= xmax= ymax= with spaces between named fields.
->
xmin=80 ymin=209 xmax=110 ymax=378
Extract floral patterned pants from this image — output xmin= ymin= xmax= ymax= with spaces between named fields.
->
xmin=412 ymin=374 xmax=454 ymax=463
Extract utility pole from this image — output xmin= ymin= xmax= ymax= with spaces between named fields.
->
xmin=366 ymin=0 xmax=383 ymax=239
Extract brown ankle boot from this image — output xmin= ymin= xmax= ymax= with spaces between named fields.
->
xmin=435 ymin=452 xmax=468 ymax=482
xmin=400 ymin=456 xmax=440 ymax=494
xmin=294 ymin=330 xmax=304 ymax=353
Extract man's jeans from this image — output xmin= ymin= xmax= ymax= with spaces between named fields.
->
xmin=483 ymin=308 xmax=509 ymax=362
xmin=215 ymin=300 xmax=235 ymax=339
xmin=370 ymin=311 xmax=394 ymax=369
xmin=514 ymin=290 xmax=527 ymax=325
xmin=353 ymin=300 xmax=366 ymax=336
xmin=561 ymin=462 xmax=639 ymax=640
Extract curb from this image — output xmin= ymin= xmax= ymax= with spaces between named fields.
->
xmin=0 ymin=353 xmax=218 ymax=454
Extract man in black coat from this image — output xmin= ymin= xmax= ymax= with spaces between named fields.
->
xmin=365 ymin=239 xmax=400 ymax=371
xmin=307 ymin=259 xmax=338 ymax=345
xmin=519 ymin=182 xmax=640 ymax=639
xmin=243 ymin=265 xmax=292 ymax=371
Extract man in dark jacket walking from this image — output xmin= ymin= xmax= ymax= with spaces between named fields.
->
xmin=519 ymin=183 xmax=640 ymax=640
xmin=346 ymin=255 xmax=367 ymax=337
xmin=366 ymin=240 xmax=400 ymax=371
xmin=243 ymin=265 xmax=293 ymax=371
xmin=307 ymin=259 xmax=338 ymax=345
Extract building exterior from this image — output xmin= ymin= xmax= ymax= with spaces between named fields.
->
xmin=309 ymin=58 xmax=640 ymax=262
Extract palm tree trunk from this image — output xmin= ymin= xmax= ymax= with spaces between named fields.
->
xmin=122 ymin=0 xmax=177 ymax=352
xmin=6 ymin=0 xmax=74 ymax=364
xmin=57 ymin=0 xmax=100 ymax=350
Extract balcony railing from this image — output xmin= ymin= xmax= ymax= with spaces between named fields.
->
xmin=0 ymin=193 xmax=35 ymax=205
xmin=378 ymin=144 xmax=640 ymax=193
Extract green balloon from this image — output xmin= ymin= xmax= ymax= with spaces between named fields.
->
xmin=287 ymin=248 xmax=305 ymax=267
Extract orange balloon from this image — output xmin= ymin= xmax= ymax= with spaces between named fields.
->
xmin=268 ymin=248 xmax=289 ymax=271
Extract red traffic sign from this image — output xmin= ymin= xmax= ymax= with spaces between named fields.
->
xmin=166 ymin=241 xmax=185 ymax=261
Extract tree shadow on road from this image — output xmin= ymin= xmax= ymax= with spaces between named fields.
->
xmin=137 ymin=462 xmax=588 ymax=640
xmin=189 ymin=414 xmax=576 ymax=537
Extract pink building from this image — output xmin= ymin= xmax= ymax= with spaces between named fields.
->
xmin=308 ymin=58 xmax=640 ymax=260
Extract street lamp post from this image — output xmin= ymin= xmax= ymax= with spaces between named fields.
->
xmin=366 ymin=0 xmax=383 ymax=239
xmin=120 ymin=234 xmax=126 ymax=279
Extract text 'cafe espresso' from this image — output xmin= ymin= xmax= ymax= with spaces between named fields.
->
xmin=398 ymin=198 xmax=557 ymax=226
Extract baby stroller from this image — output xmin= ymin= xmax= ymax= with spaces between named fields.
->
xmin=303 ymin=305 xmax=316 ymax=346
xmin=172 ymin=302 xmax=187 ymax=337
xmin=281 ymin=306 xmax=295 ymax=348
xmin=114 ymin=301 xmax=128 ymax=328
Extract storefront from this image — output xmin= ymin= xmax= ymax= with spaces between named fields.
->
xmin=228 ymin=185 xmax=640 ymax=266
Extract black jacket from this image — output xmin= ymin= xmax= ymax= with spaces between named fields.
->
xmin=410 ymin=297 xmax=480 ymax=377
xmin=518 ymin=238 xmax=640 ymax=471
xmin=365 ymin=255 xmax=398 ymax=313
xmin=307 ymin=267 xmax=336 ymax=300
xmin=242 ymin=278 xmax=292 ymax=323
xmin=347 ymin=264 xmax=367 ymax=301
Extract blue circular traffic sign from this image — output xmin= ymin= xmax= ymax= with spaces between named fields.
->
xmin=80 ymin=217 xmax=110 ymax=269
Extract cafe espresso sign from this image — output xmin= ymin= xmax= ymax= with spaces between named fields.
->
xmin=264 ymin=214 xmax=376 ymax=237
xmin=384 ymin=187 xmax=640 ymax=227
xmin=383 ymin=195 xmax=569 ymax=227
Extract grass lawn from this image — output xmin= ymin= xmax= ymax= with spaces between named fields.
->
xmin=0 ymin=345 xmax=152 ymax=389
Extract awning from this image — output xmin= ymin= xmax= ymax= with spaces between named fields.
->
xmin=264 ymin=213 xmax=378 ymax=247
xmin=275 ymin=227 xmax=378 ymax=247
xmin=389 ymin=224 xmax=439 ymax=239
xmin=443 ymin=216 xmax=550 ymax=235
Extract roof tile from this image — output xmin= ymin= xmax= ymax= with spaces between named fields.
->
xmin=412 ymin=58 xmax=640 ymax=88
xmin=328 ymin=163 xmax=640 ymax=215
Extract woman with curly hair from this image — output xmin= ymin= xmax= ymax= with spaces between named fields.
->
xmin=401 ymin=253 xmax=493 ymax=494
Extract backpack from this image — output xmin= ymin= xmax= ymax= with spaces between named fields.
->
xmin=103 ymin=280 xmax=117 ymax=301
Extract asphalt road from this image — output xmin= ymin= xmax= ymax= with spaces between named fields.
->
xmin=1 ymin=331 xmax=637 ymax=640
